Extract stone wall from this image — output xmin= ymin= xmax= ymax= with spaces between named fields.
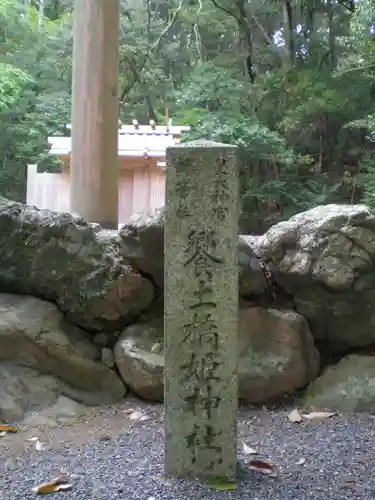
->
xmin=2 ymin=196 xmax=375 ymax=422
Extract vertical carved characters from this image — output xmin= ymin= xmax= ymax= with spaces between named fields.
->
xmin=212 ymin=154 xmax=232 ymax=221
xmin=165 ymin=141 xmax=238 ymax=481
xmin=182 ymin=229 xmax=223 ymax=466
xmin=173 ymin=155 xmax=197 ymax=218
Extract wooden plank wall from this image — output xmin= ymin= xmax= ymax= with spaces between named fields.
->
xmin=26 ymin=165 xmax=166 ymax=225
xmin=26 ymin=165 xmax=70 ymax=213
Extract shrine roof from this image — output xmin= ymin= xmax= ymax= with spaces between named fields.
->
xmin=48 ymin=123 xmax=190 ymax=157
xmin=66 ymin=123 xmax=190 ymax=135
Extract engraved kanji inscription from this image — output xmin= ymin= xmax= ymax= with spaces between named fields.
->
xmin=183 ymin=384 xmax=221 ymax=418
xmin=183 ymin=229 xmax=223 ymax=278
xmin=183 ymin=310 xmax=219 ymax=348
xmin=212 ymin=172 xmax=231 ymax=221
xmin=175 ymin=175 xmax=191 ymax=218
xmin=180 ymin=351 xmax=221 ymax=386
xmin=185 ymin=423 xmax=224 ymax=464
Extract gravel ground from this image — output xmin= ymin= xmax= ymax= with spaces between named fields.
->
xmin=1 ymin=401 xmax=374 ymax=500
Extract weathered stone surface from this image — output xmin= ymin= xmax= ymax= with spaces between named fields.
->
xmin=238 ymin=235 xmax=267 ymax=296
xmin=101 ymin=347 xmax=115 ymax=368
xmin=0 ymin=363 xmax=59 ymax=422
xmin=0 ymin=363 xmax=101 ymax=424
xmin=238 ymin=307 xmax=319 ymax=402
xmin=93 ymin=332 xmax=109 ymax=347
xmin=115 ymin=307 xmax=319 ymax=404
xmin=164 ymin=141 xmax=239 ymax=480
xmin=0 ymin=198 xmax=154 ymax=331
xmin=305 ymin=355 xmax=375 ymax=411
xmin=119 ymin=209 xmax=165 ymax=288
xmin=119 ymin=208 xmax=267 ymax=296
xmin=0 ymin=294 xmax=127 ymax=422
xmin=114 ymin=317 xmax=164 ymax=401
xmin=23 ymin=395 xmax=89 ymax=426
xmin=258 ymin=204 xmax=375 ymax=352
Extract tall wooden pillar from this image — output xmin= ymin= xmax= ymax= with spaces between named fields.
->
xmin=70 ymin=0 xmax=120 ymax=229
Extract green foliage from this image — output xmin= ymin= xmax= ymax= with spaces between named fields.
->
xmin=355 ymin=115 xmax=375 ymax=210
xmin=358 ymin=158 xmax=375 ymax=210
xmin=0 ymin=64 xmax=33 ymax=111
xmin=175 ymin=62 xmax=248 ymax=114
xmin=0 ymin=0 xmax=65 ymax=200
xmin=2 ymin=0 xmax=375 ymax=230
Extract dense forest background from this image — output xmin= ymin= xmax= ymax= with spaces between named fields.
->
xmin=1 ymin=0 xmax=375 ymax=232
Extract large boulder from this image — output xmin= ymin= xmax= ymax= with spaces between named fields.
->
xmin=0 ymin=294 xmax=127 ymax=421
xmin=305 ymin=354 xmax=375 ymax=412
xmin=119 ymin=209 xmax=267 ymax=296
xmin=119 ymin=209 xmax=165 ymax=288
xmin=0 ymin=363 xmax=60 ymax=422
xmin=258 ymin=204 xmax=375 ymax=352
xmin=114 ymin=307 xmax=319 ymax=403
xmin=238 ymin=308 xmax=319 ymax=402
xmin=114 ymin=316 xmax=164 ymax=401
xmin=0 ymin=198 xmax=154 ymax=331
xmin=238 ymin=235 xmax=268 ymax=296
xmin=0 ymin=364 xmax=90 ymax=424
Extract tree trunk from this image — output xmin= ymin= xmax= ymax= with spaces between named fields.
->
xmin=283 ymin=0 xmax=295 ymax=66
xmin=327 ymin=0 xmax=336 ymax=69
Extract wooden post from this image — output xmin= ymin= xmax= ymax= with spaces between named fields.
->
xmin=70 ymin=0 xmax=120 ymax=229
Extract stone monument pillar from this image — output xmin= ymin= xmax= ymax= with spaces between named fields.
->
xmin=164 ymin=140 xmax=239 ymax=481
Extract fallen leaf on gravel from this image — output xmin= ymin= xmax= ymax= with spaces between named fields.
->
xmin=122 ymin=408 xmax=136 ymax=415
xmin=302 ymin=411 xmax=336 ymax=421
xmin=98 ymin=434 xmax=112 ymax=442
xmin=339 ymin=478 xmax=356 ymax=489
xmin=296 ymin=458 xmax=306 ymax=465
xmin=32 ymin=476 xmax=72 ymax=494
xmin=288 ymin=409 xmax=304 ymax=423
xmin=129 ymin=411 xmax=150 ymax=422
xmin=357 ymin=455 xmax=369 ymax=464
xmin=242 ymin=442 xmax=258 ymax=455
xmin=205 ymin=479 xmax=237 ymax=491
xmin=28 ymin=437 xmax=44 ymax=451
xmin=129 ymin=411 xmax=143 ymax=420
xmin=247 ymin=459 xmax=278 ymax=477
xmin=4 ymin=457 xmax=17 ymax=471
xmin=0 ymin=424 xmax=17 ymax=434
